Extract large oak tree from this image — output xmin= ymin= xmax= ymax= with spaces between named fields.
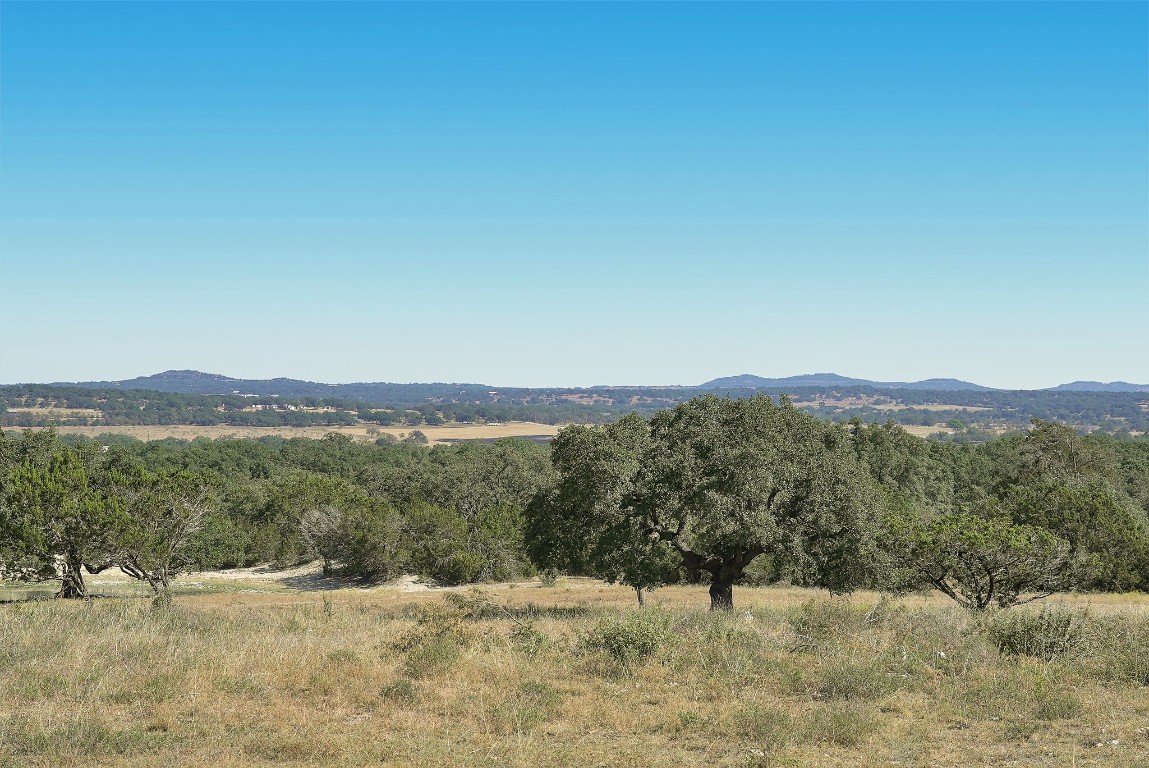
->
xmin=530 ymin=395 xmax=883 ymax=610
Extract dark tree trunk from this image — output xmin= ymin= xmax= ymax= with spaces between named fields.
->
xmin=635 ymin=586 xmax=647 ymax=608
xmin=709 ymin=577 xmax=734 ymax=611
xmin=665 ymin=537 xmax=761 ymax=612
xmin=57 ymin=557 xmax=87 ymax=600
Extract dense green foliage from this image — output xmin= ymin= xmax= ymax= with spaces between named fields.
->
xmin=529 ymin=403 xmax=1147 ymax=609
xmin=529 ymin=396 xmax=882 ymax=609
xmin=2 ymin=396 xmax=1147 ymax=607
xmin=0 ymin=429 xmax=553 ymax=594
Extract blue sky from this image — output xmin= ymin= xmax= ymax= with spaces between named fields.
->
xmin=1 ymin=1 xmax=1146 ymax=388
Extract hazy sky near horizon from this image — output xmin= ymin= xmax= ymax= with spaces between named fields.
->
xmin=2 ymin=1 xmax=1146 ymax=389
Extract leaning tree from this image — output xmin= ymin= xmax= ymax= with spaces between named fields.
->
xmin=529 ymin=395 xmax=883 ymax=610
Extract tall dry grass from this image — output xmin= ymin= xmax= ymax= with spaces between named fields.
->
xmin=1 ymin=584 xmax=1147 ymax=767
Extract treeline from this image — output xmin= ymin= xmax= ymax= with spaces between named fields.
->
xmin=0 ymin=386 xmax=617 ymax=429
xmin=528 ymin=399 xmax=1149 ymax=609
xmin=4 ymin=382 xmax=1146 ymax=434
xmin=0 ymin=429 xmax=555 ymax=598
xmin=784 ymin=385 xmax=1149 ymax=434
xmin=2 ymin=396 xmax=1147 ymax=608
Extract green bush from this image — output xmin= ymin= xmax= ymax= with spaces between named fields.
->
xmin=401 ymin=634 xmax=461 ymax=679
xmin=402 ymin=502 xmax=526 ymax=585
xmin=583 ymin=611 xmax=674 ymax=668
xmin=509 ymin=621 xmax=550 ymax=658
xmin=987 ymin=605 xmax=1085 ymax=661
xmin=338 ymin=507 xmax=405 ymax=581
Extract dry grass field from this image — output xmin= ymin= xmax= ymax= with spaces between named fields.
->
xmin=5 ymin=421 xmax=965 ymax=443
xmin=5 ymin=406 xmax=104 ymax=419
xmin=3 ymin=422 xmax=563 ymax=446
xmin=2 ymin=572 xmax=1146 ymax=768
xmin=892 ymin=424 xmax=956 ymax=438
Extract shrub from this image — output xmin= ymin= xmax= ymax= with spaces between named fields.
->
xmin=583 ymin=611 xmax=674 ymax=668
xmin=401 ymin=635 xmax=461 ymax=679
xmin=338 ymin=507 xmax=404 ymax=581
xmin=987 ymin=604 xmax=1085 ymax=661
xmin=788 ymin=599 xmax=864 ymax=645
xmin=509 ymin=621 xmax=550 ymax=658
xmin=380 ymin=678 xmax=418 ymax=703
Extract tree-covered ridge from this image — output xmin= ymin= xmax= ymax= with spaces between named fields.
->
xmin=3 ymin=382 xmax=1147 ymax=435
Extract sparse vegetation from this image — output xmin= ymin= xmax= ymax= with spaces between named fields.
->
xmin=1 ymin=585 xmax=1146 ymax=767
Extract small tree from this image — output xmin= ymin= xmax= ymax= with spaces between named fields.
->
xmin=527 ymin=414 xmax=679 ymax=606
xmin=115 ymin=470 xmax=214 ymax=596
xmin=1 ymin=451 xmax=126 ymax=598
xmin=300 ymin=504 xmax=345 ymax=576
xmin=885 ymin=508 xmax=1074 ymax=610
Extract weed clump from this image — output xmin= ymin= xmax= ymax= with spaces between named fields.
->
xmin=491 ymin=680 xmax=563 ymax=734
xmin=401 ymin=634 xmax=462 ymax=679
xmin=816 ymin=658 xmax=897 ymax=701
xmin=788 ymin=599 xmax=865 ymax=646
xmin=392 ymin=600 xmax=472 ymax=679
xmin=1073 ymin=612 xmax=1149 ymax=686
xmin=509 ymin=621 xmax=550 ymax=658
xmin=733 ymin=703 xmax=794 ymax=750
xmin=805 ymin=703 xmax=881 ymax=746
xmin=380 ymin=678 xmax=419 ymax=703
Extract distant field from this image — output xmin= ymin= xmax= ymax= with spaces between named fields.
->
xmin=2 ymin=421 xmax=564 ymax=445
xmin=3 ymin=421 xmax=959 ymax=443
xmin=896 ymin=424 xmax=957 ymax=437
xmin=5 ymin=406 xmax=104 ymax=419
xmin=792 ymin=398 xmax=991 ymax=412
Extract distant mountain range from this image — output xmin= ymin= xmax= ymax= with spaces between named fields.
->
xmin=700 ymin=373 xmax=1148 ymax=393
xmin=60 ymin=370 xmax=491 ymax=401
xmin=35 ymin=369 xmax=1149 ymax=394
xmin=699 ymin=373 xmax=994 ymax=391
xmin=1046 ymin=381 xmax=1149 ymax=393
